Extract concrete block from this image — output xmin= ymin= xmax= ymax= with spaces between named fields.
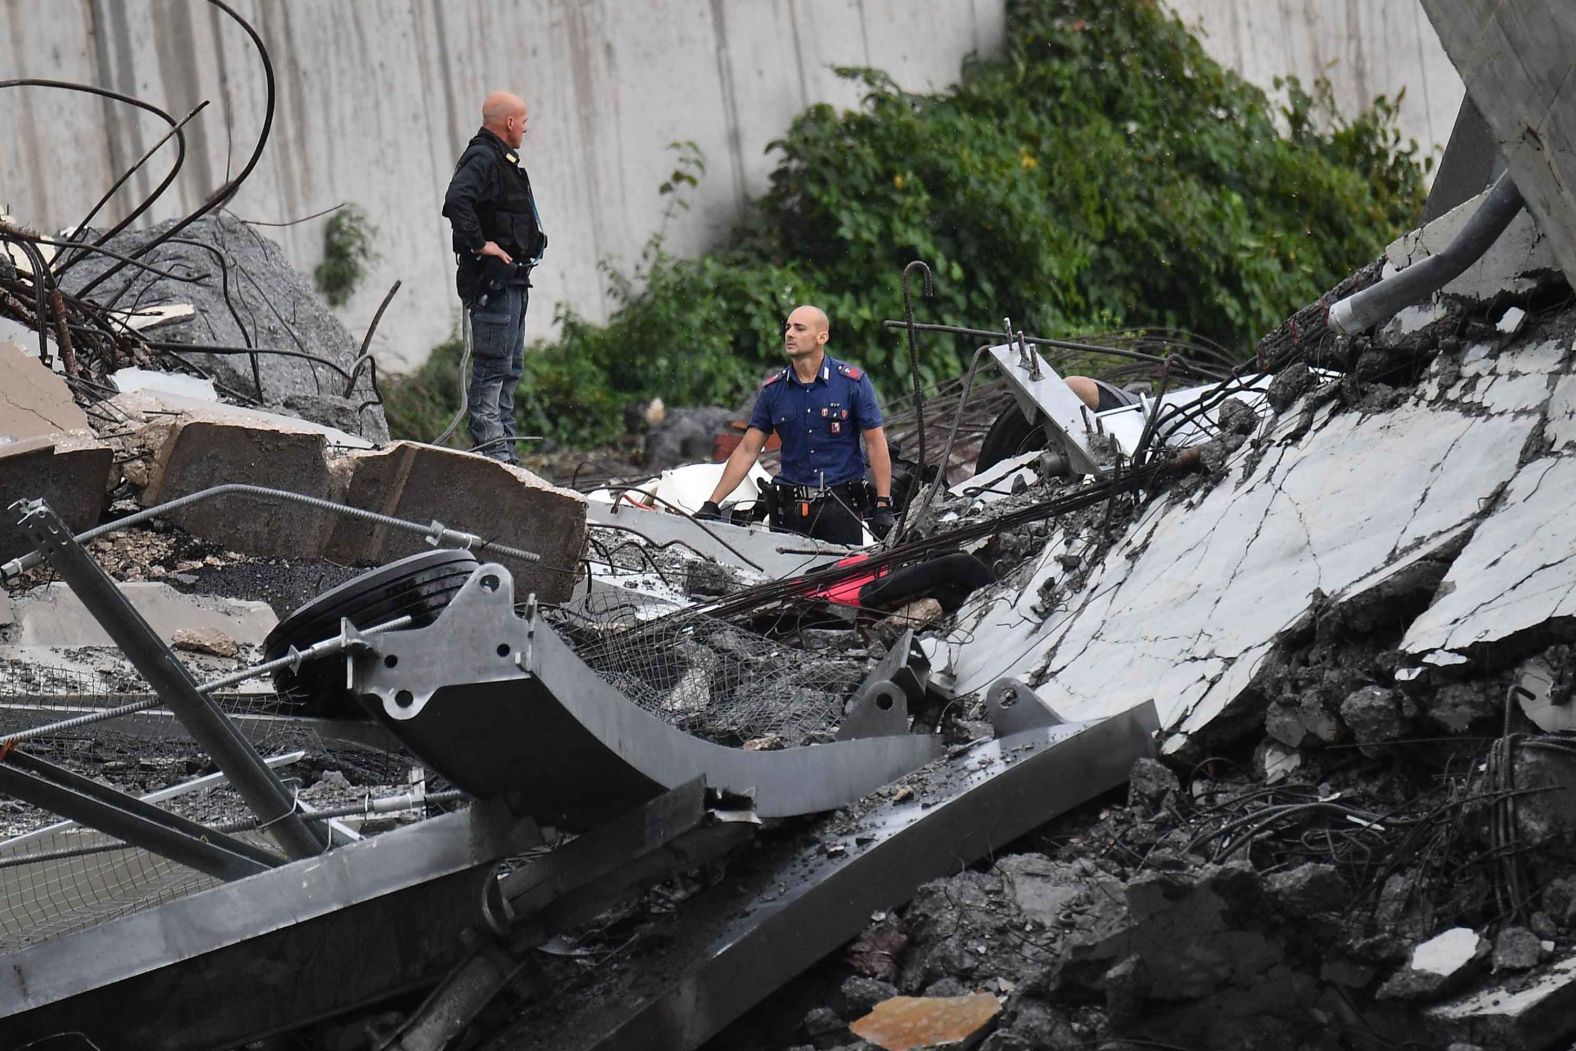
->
xmin=0 ymin=340 xmax=91 ymax=440
xmin=113 ymin=388 xmax=373 ymax=449
xmin=1378 ymin=927 xmax=1487 ymax=1002
xmin=0 ymin=434 xmax=113 ymax=561
xmin=327 ymin=441 xmax=585 ymax=603
xmin=141 ymin=416 xmax=345 ymax=559
xmin=5 ymin=581 xmax=277 ymax=649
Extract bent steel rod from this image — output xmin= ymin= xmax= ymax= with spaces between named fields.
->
xmin=878 ymin=319 xmax=1229 ymax=379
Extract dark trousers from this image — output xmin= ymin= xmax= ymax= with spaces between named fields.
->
xmin=769 ymin=482 xmax=865 ymax=545
xmin=466 ymin=284 xmax=528 ymax=463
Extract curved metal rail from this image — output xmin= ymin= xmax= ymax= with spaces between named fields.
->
xmin=351 ymin=565 xmax=944 ymax=828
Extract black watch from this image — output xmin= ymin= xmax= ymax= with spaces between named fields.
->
xmin=873 ymin=496 xmax=893 ymax=509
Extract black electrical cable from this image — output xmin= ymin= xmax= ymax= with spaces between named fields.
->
xmin=6 ymin=232 xmax=206 ymax=284
xmin=152 ymin=236 xmax=257 ymax=350
xmin=343 ymin=280 xmax=401 ymax=396
xmin=0 ymin=236 xmax=52 ymax=362
xmin=891 ymin=343 xmax=994 ymax=546
xmin=878 ymin=319 xmax=1231 ymax=380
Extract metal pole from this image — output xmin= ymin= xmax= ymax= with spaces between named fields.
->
xmin=13 ymin=500 xmax=329 ymax=859
xmin=0 ymin=750 xmax=278 ymax=881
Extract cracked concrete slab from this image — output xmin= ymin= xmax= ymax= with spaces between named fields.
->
xmin=1402 ymin=453 xmax=1576 ymax=661
xmin=941 ymin=337 xmax=1562 ymax=751
xmin=1384 ymin=190 xmax=1558 ymax=301
xmin=0 ymin=341 xmax=90 ymax=441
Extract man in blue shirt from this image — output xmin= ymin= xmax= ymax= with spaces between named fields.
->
xmin=697 ymin=305 xmax=895 ymax=544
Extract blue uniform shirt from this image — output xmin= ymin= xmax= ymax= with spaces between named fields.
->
xmin=749 ymin=354 xmax=883 ymax=487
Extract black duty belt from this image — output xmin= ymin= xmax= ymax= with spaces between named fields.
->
xmin=773 ymin=480 xmax=862 ymax=503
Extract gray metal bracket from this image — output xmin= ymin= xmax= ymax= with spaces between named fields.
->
xmin=985 ymin=677 xmax=1066 ymax=738
xmin=12 ymin=499 xmax=328 ymax=859
xmin=836 ymin=629 xmax=929 ymax=741
xmin=987 ymin=343 xmax=1104 ymax=477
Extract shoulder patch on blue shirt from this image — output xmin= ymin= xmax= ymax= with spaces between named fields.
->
xmin=837 ymin=363 xmax=864 ymax=381
xmin=762 ymin=371 xmax=784 ymax=388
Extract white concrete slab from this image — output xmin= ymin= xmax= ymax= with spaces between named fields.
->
xmin=5 ymin=582 xmax=277 ymax=650
xmin=939 ymin=337 xmax=1554 ymax=749
xmin=111 ymin=367 xmax=218 ymax=403
xmin=1403 ymin=454 xmax=1576 ymax=659
xmin=950 ymin=450 xmax=1040 ymax=504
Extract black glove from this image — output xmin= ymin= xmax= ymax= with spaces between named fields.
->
xmin=695 ymin=500 xmax=723 ymax=522
xmin=868 ymin=499 xmax=896 ymax=540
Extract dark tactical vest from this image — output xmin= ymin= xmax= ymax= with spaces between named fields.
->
xmin=457 ymin=139 xmax=545 ymax=260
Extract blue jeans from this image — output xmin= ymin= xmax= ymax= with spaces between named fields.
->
xmin=466 ymin=284 xmax=527 ymax=462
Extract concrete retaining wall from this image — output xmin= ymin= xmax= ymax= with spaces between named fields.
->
xmin=0 ymin=1 xmax=1461 ymax=373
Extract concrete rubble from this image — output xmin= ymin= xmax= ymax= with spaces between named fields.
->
xmin=0 ymin=340 xmax=114 ymax=560
xmin=61 ymin=213 xmax=391 ymax=442
xmin=7 ymin=5 xmax=1576 ymax=1049
xmin=7 ymin=242 xmax=1576 ymax=1051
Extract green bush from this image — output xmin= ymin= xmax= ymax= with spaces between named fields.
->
xmin=388 ymin=0 xmax=1426 ymax=449
xmin=382 ymin=335 xmax=464 ymax=445
xmin=314 ymin=205 xmax=377 ymax=307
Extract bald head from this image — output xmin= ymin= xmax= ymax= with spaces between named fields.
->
xmin=482 ymin=91 xmax=528 ymax=149
xmin=783 ymin=304 xmax=830 ymax=362
xmin=790 ymin=305 xmax=829 ymax=333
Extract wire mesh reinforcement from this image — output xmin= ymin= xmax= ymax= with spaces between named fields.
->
xmin=551 ymin=611 xmax=866 ymax=747
xmin=0 ymin=658 xmax=415 ymax=951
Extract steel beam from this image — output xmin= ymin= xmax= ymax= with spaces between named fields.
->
xmin=393 ymin=780 xmax=754 ymax=1051
xmin=352 ymin=566 xmax=945 ymax=828
xmin=0 ymin=801 xmax=540 ymax=1051
xmin=13 ymin=500 xmax=329 ymax=858
xmin=0 ymin=750 xmax=305 ymax=856
xmin=494 ymin=700 xmax=1159 ymax=1051
xmin=0 ymin=749 xmax=280 ymax=880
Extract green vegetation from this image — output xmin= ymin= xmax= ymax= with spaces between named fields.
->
xmin=387 ymin=0 xmax=1427 ymax=449
xmin=314 ymin=205 xmax=377 ymax=307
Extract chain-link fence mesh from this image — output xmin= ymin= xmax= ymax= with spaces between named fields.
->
xmin=0 ymin=657 xmax=413 ymax=952
xmin=549 ymin=610 xmax=866 ymax=746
